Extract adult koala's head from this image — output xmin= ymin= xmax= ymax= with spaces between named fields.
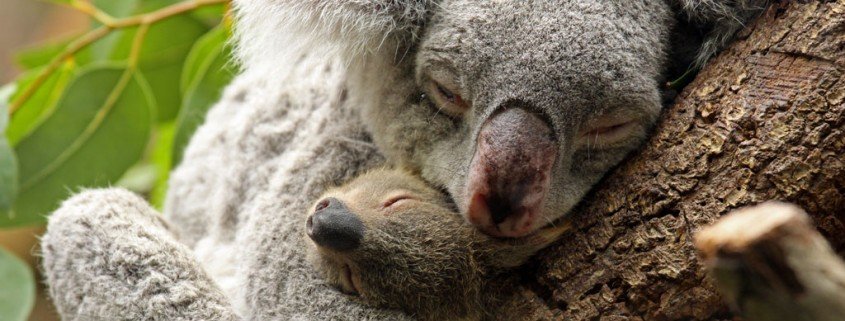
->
xmin=233 ymin=1 xmax=765 ymax=237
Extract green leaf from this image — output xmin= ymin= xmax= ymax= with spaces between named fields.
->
xmin=90 ymin=0 xmax=139 ymax=18
xmin=180 ymin=25 xmax=231 ymax=92
xmin=0 ymin=140 xmax=15 ymax=212
xmin=0 ymin=84 xmax=13 ymax=131
xmin=0 ymin=86 xmax=19 ymax=211
xmin=173 ymin=26 xmax=236 ymax=165
xmin=150 ymin=121 xmax=175 ymax=208
xmin=190 ymin=3 xmax=227 ymax=27
xmin=2 ymin=65 xmax=155 ymax=227
xmin=6 ymin=62 xmax=77 ymax=145
xmin=116 ymin=162 xmax=158 ymax=193
xmin=14 ymin=36 xmax=75 ymax=70
xmin=93 ymin=0 xmax=179 ymax=18
xmin=0 ymin=248 xmax=35 ymax=321
xmin=138 ymin=18 xmax=210 ymax=122
xmin=115 ymin=119 xmax=175 ymax=209
xmin=85 ymin=0 xmax=208 ymax=121
xmin=96 ymin=18 xmax=209 ymax=121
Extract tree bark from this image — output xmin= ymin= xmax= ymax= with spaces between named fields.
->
xmin=521 ymin=1 xmax=845 ymax=320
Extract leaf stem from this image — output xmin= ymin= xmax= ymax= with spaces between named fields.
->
xmin=111 ymin=0 xmax=228 ymax=28
xmin=8 ymin=0 xmax=229 ymax=115
xmin=8 ymin=26 xmax=110 ymax=114
xmin=69 ymin=0 xmax=116 ymax=26
xmin=128 ymin=24 xmax=151 ymax=69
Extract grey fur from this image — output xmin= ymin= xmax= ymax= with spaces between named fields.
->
xmin=41 ymin=189 xmax=239 ymax=321
xmin=349 ymin=1 xmax=672 ymax=235
xmin=326 ymin=0 xmax=765 ymax=234
xmin=41 ymin=1 xmax=766 ymax=319
xmin=43 ymin=59 xmax=413 ymax=320
xmin=674 ymin=0 xmax=769 ymax=65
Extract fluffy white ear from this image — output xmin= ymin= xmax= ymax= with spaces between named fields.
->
xmin=232 ymin=0 xmax=433 ymax=72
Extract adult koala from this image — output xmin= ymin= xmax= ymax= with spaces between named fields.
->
xmin=236 ymin=0 xmax=765 ymax=237
xmin=41 ymin=0 xmax=766 ymax=320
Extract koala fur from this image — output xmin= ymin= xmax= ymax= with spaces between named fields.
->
xmin=41 ymin=1 xmax=766 ymax=320
xmin=305 ymin=169 xmax=568 ymax=320
xmin=233 ymin=0 xmax=767 ymax=238
xmin=43 ymin=59 xmax=418 ymax=320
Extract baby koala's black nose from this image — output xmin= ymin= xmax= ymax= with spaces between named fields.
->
xmin=307 ymin=197 xmax=364 ymax=252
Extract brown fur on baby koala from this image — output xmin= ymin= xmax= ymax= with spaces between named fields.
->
xmin=305 ymin=169 xmax=570 ymax=320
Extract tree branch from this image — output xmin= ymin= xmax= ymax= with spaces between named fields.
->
xmin=695 ymin=202 xmax=845 ymax=321
xmin=8 ymin=0 xmax=229 ymax=115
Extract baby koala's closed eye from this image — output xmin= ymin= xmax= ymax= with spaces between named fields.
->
xmin=304 ymin=169 xmax=569 ymax=321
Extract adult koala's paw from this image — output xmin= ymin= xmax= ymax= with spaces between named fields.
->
xmin=42 ymin=188 xmax=238 ymax=321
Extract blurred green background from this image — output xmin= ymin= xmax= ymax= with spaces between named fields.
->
xmin=0 ymin=1 xmax=235 ymax=319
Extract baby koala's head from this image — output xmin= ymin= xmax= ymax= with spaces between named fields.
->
xmin=304 ymin=169 xmax=568 ymax=320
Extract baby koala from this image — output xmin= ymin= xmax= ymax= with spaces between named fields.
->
xmin=305 ymin=169 xmax=569 ymax=320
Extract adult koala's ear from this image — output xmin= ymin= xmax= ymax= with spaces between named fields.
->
xmin=232 ymin=0 xmax=434 ymax=71
xmin=674 ymin=0 xmax=769 ymax=66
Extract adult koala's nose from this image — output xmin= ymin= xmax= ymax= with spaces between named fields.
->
xmin=465 ymin=106 xmax=557 ymax=238
xmin=307 ymin=197 xmax=364 ymax=251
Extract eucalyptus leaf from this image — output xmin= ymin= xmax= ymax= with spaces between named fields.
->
xmin=149 ymin=121 xmax=175 ymax=208
xmin=87 ymin=0 xmax=208 ymax=121
xmin=97 ymin=18 xmax=208 ymax=121
xmin=0 ymin=86 xmax=19 ymax=211
xmin=0 ymin=83 xmax=13 ymax=130
xmin=6 ymin=62 xmax=77 ymax=145
xmin=180 ymin=26 xmax=227 ymax=93
xmin=93 ymin=0 xmax=181 ymax=18
xmin=14 ymin=36 xmax=75 ymax=70
xmin=0 ymin=248 xmax=35 ymax=321
xmin=0 ymin=139 xmax=18 ymax=212
xmin=191 ymin=3 xmax=227 ymax=27
xmin=91 ymin=0 xmax=140 ymax=18
xmin=173 ymin=26 xmax=236 ymax=165
xmin=0 ymin=0 xmax=231 ymax=226
xmin=116 ymin=162 xmax=158 ymax=193
xmin=2 ymin=65 xmax=155 ymax=227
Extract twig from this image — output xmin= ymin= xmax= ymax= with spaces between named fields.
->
xmin=695 ymin=202 xmax=845 ymax=321
xmin=8 ymin=0 xmax=229 ymax=115
xmin=8 ymin=26 xmax=110 ymax=114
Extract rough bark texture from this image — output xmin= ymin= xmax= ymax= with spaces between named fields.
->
xmin=521 ymin=1 xmax=845 ymax=320
xmin=695 ymin=202 xmax=845 ymax=321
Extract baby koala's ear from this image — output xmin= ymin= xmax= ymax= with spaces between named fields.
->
xmin=488 ymin=221 xmax=572 ymax=269
xmin=232 ymin=0 xmax=434 ymax=70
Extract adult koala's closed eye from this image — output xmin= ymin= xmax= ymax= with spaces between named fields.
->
xmin=234 ymin=0 xmax=765 ymax=238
